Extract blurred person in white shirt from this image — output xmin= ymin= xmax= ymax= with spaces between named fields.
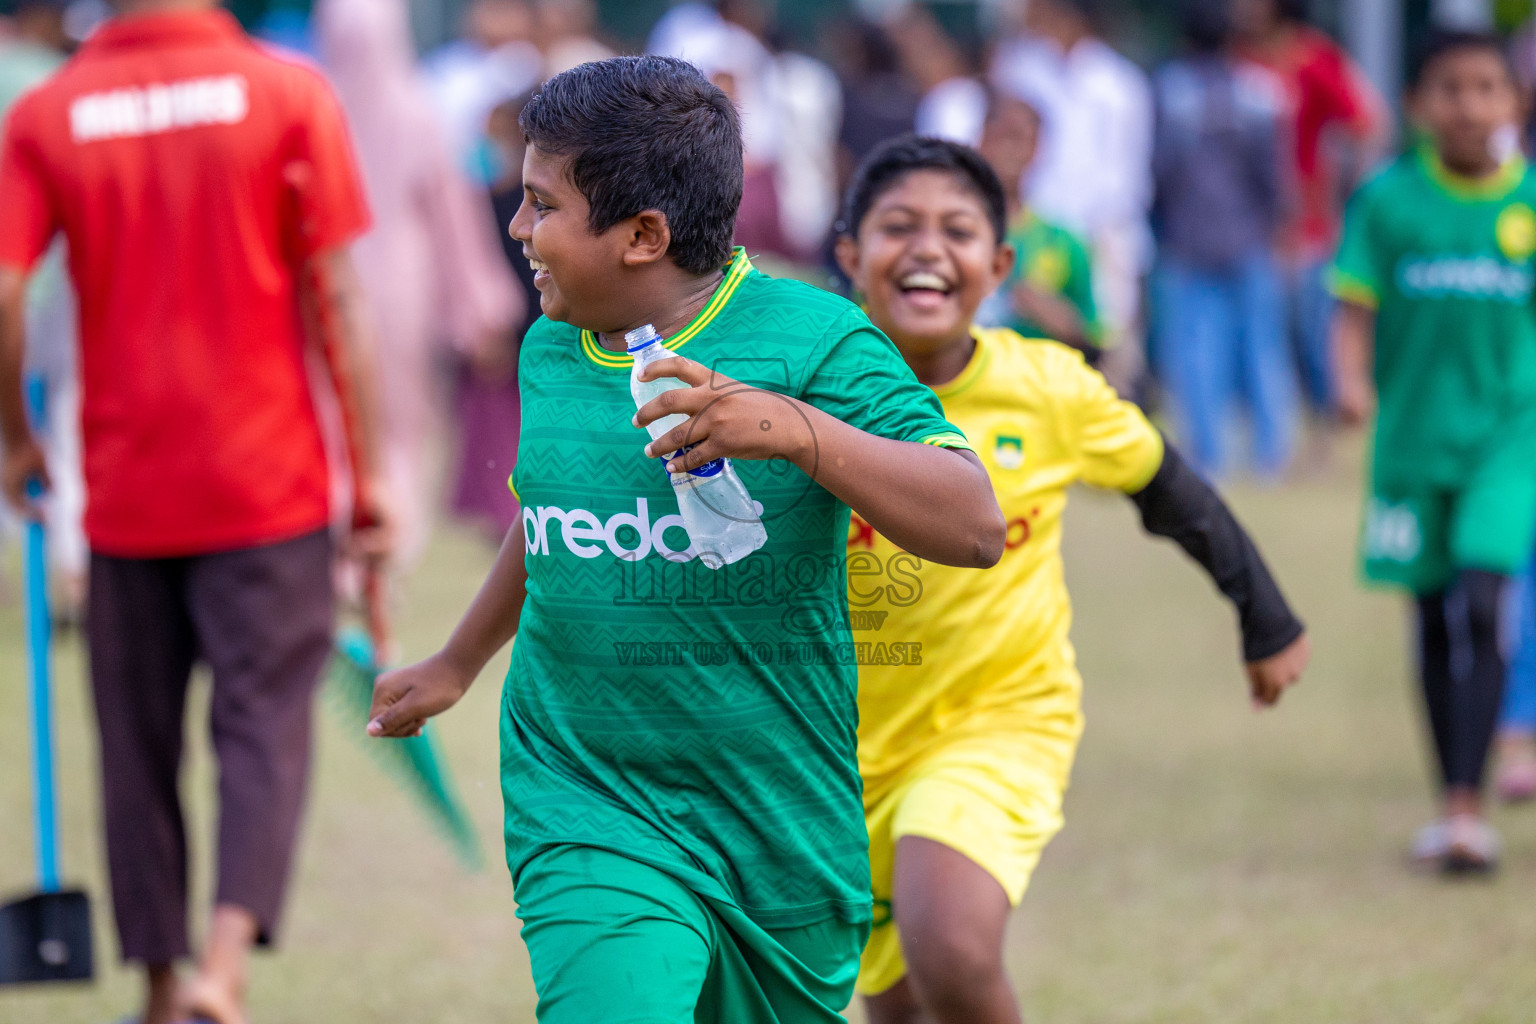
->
xmin=421 ymin=0 xmax=543 ymax=182
xmin=653 ymin=0 xmax=841 ymax=263
xmin=992 ymin=0 xmax=1153 ymax=392
xmin=889 ymin=4 xmax=987 ymax=146
xmin=535 ymin=0 xmax=612 ymax=78
xmin=319 ymin=0 xmax=523 ymax=567
xmin=647 ymin=0 xmax=718 ymax=58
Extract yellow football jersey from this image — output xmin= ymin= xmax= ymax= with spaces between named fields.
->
xmin=851 ymin=327 xmax=1164 ymax=785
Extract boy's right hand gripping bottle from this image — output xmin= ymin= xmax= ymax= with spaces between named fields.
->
xmin=626 ymin=324 xmax=767 ymax=569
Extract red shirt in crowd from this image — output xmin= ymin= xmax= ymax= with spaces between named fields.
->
xmin=0 ymin=9 xmax=369 ymax=557
xmin=1240 ymin=26 xmax=1376 ymax=258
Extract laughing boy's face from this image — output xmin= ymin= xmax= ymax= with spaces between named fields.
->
xmin=840 ymin=169 xmax=1012 ymax=357
xmin=509 ymin=143 xmax=629 ymax=329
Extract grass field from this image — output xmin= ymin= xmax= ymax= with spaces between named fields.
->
xmin=4 ymin=436 xmax=1536 ymax=1023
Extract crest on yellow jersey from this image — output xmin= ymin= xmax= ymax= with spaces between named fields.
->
xmin=993 ymin=434 xmax=1025 ymax=470
xmin=1497 ymin=203 xmax=1536 ymax=261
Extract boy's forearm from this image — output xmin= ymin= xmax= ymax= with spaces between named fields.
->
xmin=791 ymin=403 xmax=1004 ymax=568
xmin=441 ymin=525 xmax=528 ymax=680
xmin=1128 ymin=442 xmax=1304 ymax=662
xmin=1332 ymin=302 xmax=1375 ymax=406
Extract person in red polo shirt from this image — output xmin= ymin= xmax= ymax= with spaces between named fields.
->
xmin=0 ymin=0 xmax=391 ymax=1020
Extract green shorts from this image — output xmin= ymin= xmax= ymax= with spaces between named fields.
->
xmin=513 ymin=844 xmax=867 ymax=1024
xmin=1362 ymin=461 xmax=1536 ymax=594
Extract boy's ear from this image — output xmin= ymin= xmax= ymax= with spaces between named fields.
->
xmin=992 ymin=241 xmax=1018 ymax=291
xmin=833 ymin=235 xmax=861 ymax=286
xmin=620 ymin=210 xmax=672 ymax=267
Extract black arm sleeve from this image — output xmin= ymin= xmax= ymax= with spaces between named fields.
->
xmin=1127 ymin=440 xmax=1304 ymax=662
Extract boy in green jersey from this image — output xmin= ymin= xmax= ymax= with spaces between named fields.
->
xmin=365 ymin=57 xmax=1005 ymax=1022
xmin=1331 ymin=31 xmax=1536 ymax=873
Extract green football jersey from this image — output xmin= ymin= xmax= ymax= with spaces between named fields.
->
xmin=1330 ymin=148 xmax=1536 ymax=487
xmin=504 ymin=249 xmax=970 ymax=928
xmin=1003 ymin=209 xmax=1100 ymax=342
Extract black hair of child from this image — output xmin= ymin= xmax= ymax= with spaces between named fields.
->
xmin=518 ymin=55 xmax=744 ymax=276
xmin=839 ymin=134 xmax=1009 ymax=247
xmin=1409 ymin=29 xmax=1513 ymax=91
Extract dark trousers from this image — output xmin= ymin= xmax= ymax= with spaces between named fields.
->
xmin=87 ymin=529 xmax=334 ymax=964
xmin=1417 ymin=570 xmax=1508 ymax=792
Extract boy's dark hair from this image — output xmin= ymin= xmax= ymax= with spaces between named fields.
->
xmin=839 ymin=134 xmax=1009 ymax=246
xmin=1409 ymin=29 xmax=1513 ymax=90
xmin=518 ymin=56 xmax=743 ymax=275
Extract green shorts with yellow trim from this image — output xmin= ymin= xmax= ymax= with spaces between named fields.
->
xmin=1362 ymin=462 xmax=1536 ymax=594
xmin=514 ymin=844 xmax=866 ymax=1023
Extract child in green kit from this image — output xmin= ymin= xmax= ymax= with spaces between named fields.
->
xmin=974 ymin=91 xmax=1102 ymax=362
xmin=1331 ymin=30 xmax=1536 ymax=873
xmin=365 ymin=57 xmax=1005 ymax=1022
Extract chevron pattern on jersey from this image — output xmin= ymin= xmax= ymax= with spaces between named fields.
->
xmin=502 ymin=256 xmax=969 ymax=927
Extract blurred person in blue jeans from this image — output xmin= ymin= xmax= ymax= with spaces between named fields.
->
xmin=1234 ymin=0 xmax=1384 ymax=425
xmin=1152 ymin=0 xmax=1297 ymax=480
xmin=1496 ymin=554 xmax=1536 ymax=801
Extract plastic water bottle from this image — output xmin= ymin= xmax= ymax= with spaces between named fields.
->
xmin=627 ymin=324 xmax=767 ymax=569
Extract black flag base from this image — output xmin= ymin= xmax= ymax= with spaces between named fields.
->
xmin=0 ymin=888 xmax=94 ymax=985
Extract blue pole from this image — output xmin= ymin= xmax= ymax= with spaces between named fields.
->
xmin=23 ymin=374 xmax=58 ymax=893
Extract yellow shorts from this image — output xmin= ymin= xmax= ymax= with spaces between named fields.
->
xmin=857 ymin=732 xmax=1078 ymax=996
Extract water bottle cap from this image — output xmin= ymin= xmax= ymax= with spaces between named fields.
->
xmin=625 ymin=324 xmax=662 ymax=352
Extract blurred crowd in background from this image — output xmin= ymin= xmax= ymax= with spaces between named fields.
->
xmin=7 ymin=0 xmax=1536 ymax=578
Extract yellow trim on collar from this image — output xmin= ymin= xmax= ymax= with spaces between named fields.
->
xmin=580 ymin=248 xmax=753 ymax=368
xmin=1420 ymin=146 xmax=1527 ymax=202
xmin=931 ymin=327 xmax=994 ymax=400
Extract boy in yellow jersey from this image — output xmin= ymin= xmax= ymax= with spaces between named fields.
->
xmin=833 ymin=135 xmax=1313 ymax=1024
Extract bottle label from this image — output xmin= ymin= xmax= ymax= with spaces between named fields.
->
xmin=659 ymin=443 xmax=725 ymax=479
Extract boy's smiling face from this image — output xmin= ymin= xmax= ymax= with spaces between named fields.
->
xmin=509 ymin=143 xmax=628 ymax=328
xmin=837 ymin=169 xmax=1014 ymax=358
